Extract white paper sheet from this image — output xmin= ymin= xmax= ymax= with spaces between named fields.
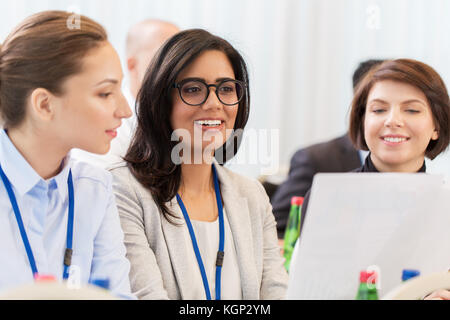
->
xmin=287 ymin=173 xmax=450 ymax=300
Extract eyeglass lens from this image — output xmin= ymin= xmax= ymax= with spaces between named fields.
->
xmin=180 ymin=80 xmax=243 ymax=105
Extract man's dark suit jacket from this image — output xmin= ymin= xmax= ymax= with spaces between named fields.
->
xmin=271 ymin=134 xmax=362 ymax=238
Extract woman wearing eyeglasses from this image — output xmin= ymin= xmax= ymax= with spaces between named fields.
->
xmin=111 ymin=29 xmax=288 ymax=300
xmin=0 ymin=11 xmax=132 ymax=297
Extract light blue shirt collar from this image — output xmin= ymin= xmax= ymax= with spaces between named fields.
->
xmin=52 ymin=156 xmax=71 ymax=199
xmin=0 ymin=129 xmax=70 ymax=198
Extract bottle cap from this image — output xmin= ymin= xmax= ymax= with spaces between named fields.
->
xmin=90 ymin=278 xmax=110 ymax=290
xmin=359 ymin=271 xmax=377 ymax=284
xmin=34 ymin=274 xmax=56 ymax=282
xmin=291 ymin=196 xmax=304 ymax=206
xmin=402 ymin=269 xmax=420 ymax=281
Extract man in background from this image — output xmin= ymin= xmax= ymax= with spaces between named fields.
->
xmin=71 ymin=19 xmax=180 ymax=167
xmin=126 ymin=19 xmax=180 ymax=100
xmin=271 ymin=59 xmax=384 ymax=239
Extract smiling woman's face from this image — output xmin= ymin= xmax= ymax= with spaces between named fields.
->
xmin=50 ymin=42 xmax=132 ymax=154
xmin=170 ymin=50 xmax=239 ymax=158
xmin=364 ymin=80 xmax=439 ymax=172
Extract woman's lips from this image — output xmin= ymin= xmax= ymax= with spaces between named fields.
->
xmin=380 ymin=135 xmax=409 ymax=146
xmin=193 ymin=120 xmax=225 ymax=131
xmin=106 ymin=129 xmax=117 ymax=138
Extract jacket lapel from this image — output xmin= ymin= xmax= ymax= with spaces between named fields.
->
xmin=161 ymin=162 xmax=260 ymax=299
xmin=214 ymin=163 xmax=260 ymax=299
xmin=160 ymin=198 xmax=194 ymax=299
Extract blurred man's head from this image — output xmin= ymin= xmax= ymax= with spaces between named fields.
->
xmin=126 ymin=19 xmax=180 ymax=99
xmin=352 ymin=59 xmax=384 ymax=91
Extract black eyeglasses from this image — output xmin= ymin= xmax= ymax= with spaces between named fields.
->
xmin=173 ymin=78 xmax=246 ymax=106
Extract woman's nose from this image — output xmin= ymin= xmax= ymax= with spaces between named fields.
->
xmin=202 ymin=87 xmax=222 ymax=110
xmin=116 ymin=94 xmax=132 ymax=119
xmin=385 ymin=108 xmax=403 ymax=128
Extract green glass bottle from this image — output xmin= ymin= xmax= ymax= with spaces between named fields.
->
xmin=356 ymin=271 xmax=379 ymax=300
xmin=283 ymin=196 xmax=304 ymax=272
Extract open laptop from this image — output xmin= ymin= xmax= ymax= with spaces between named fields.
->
xmin=287 ymin=173 xmax=450 ymax=299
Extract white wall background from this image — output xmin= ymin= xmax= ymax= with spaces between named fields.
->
xmin=1 ymin=0 xmax=450 ymax=180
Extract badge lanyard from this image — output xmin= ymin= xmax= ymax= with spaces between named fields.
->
xmin=176 ymin=165 xmax=225 ymax=300
xmin=0 ymin=165 xmax=74 ymax=280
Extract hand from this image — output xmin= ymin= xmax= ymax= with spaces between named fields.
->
xmin=424 ymin=289 xmax=450 ymax=300
xmin=278 ymin=239 xmax=284 ymax=255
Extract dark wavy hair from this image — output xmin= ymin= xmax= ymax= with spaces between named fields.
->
xmin=124 ymin=29 xmax=250 ymax=223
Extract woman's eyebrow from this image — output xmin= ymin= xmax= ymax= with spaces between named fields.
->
xmin=178 ymin=77 xmax=235 ymax=83
xmin=215 ymin=77 xmax=235 ymax=82
xmin=178 ymin=77 xmax=204 ymax=82
xmin=367 ymin=98 xmax=389 ymax=105
xmin=400 ymin=99 xmax=427 ymax=106
xmin=94 ymin=78 xmax=119 ymax=86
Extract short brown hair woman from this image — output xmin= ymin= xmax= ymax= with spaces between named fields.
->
xmin=302 ymin=59 xmax=450 ymax=299
xmin=301 ymin=58 xmax=450 ymax=242
xmin=349 ymin=58 xmax=450 ymax=170
xmin=347 ymin=58 xmax=450 ymax=300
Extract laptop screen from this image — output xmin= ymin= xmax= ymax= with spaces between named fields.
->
xmin=287 ymin=173 xmax=450 ymax=299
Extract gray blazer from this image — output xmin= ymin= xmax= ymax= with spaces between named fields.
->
xmin=110 ymin=162 xmax=288 ymax=300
